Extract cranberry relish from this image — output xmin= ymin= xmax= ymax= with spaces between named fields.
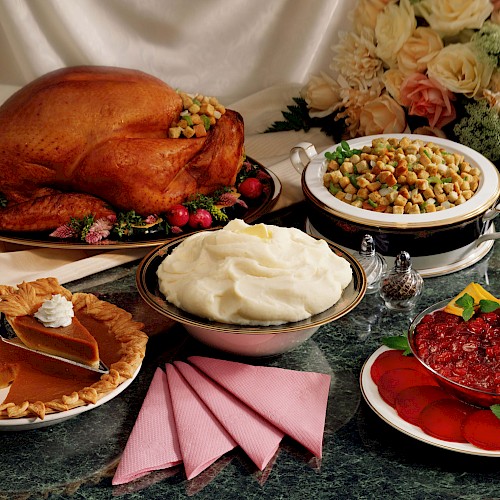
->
xmin=414 ymin=309 xmax=500 ymax=393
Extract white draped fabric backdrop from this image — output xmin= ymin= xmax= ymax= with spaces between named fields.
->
xmin=0 ymin=0 xmax=353 ymax=284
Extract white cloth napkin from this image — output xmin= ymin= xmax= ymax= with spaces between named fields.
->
xmin=0 ymin=83 xmax=334 ymax=286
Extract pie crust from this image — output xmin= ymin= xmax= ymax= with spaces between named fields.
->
xmin=0 ymin=277 xmax=148 ymax=420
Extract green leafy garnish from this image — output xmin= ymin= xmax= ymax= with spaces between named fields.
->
xmin=112 ymin=210 xmax=148 ymax=238
xmin=491 ymin=405 xmax=500 ymax=420
xmin=184 ymin=193 xmax=228 ymax=223
xmin=0 ymin=192 xmax=7 ymax=208
xmin=455 ymin=293 xmax=475 ymax=321
xmin=454 ymin=294 xmax=500 ymax=320
xmin=381 ymin=335 xmax=412 ymax=355
xmin=68 ymin=214 xmax=96 ymax=241
xmin=480 ymin=299 xmax=500 ymax=313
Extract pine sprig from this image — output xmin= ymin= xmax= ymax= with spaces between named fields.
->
xmin=266 ymin=97 xmax=346 ymax=143
xmin=266 ymin=97 xmax=312 ymax=133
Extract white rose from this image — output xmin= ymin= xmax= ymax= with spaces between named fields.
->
xmin=375 ymin=0 xmax=417 ymax=67
xmin=427 ymin=43 xmax=493 ymax=97
xmin=359 ymin=94 xmax=407 ymax=135
xmin=352 ymin=0 xmax=397 ymax=32
xmin=415 ymin=0 xmax=493 ymax=37
xmin=301 ymin=72 xmax=340 ymax=114
xmin=397 ymin=27 xmax=443 ymax=75
xmin=381 ymin=68 xmax=406 ymax=105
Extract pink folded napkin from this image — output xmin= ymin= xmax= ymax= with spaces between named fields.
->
xmin=166 ymin=363 xmax=237 ymax=480
xmin=189 ymin=356 xmax=331 ymax=458
xmin=113 ymin=357 xmax=331 ymax=486
xmin=174 ymin=360 xmax=284 ymax=470
xmin=112 ymin=368 xmax=182 ymax=485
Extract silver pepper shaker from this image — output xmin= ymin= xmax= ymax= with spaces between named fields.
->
xmin=379 ymin=251 xmax=423 ymax=310
xmin=356 ymin=235 xmax=387 ymax=294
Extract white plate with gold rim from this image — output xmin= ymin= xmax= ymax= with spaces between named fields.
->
xmin=360 ymin=347 xmax=500 ymax=457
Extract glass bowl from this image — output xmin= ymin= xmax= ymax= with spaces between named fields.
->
xmin=408 ymin=299 xmax=500 ymax=408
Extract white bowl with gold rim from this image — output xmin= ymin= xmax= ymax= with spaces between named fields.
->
xmin=291 ymin=134 xmax=499 ymax=273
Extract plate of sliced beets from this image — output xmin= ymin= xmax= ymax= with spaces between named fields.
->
xmin=360 ymin=346 xmax=500 ymax=456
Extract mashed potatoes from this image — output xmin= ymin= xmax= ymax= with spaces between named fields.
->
xmin=156 ymin=219 xmax=352 ymax=325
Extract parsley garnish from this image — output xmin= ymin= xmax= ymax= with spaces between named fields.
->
xmin=112 ymin=210 xmax=144 ymax=238
xmin=324 ymin=140 xmax=362 ymax=165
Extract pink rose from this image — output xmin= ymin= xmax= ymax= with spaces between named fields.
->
xmin=400 ymin=73 xmax=456 ymax=128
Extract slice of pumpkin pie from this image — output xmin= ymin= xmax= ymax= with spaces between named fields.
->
xmin=0 ymin=278 xmax=148 ymax=420
xmin=10 ymin=293 xmax=100 ymax=369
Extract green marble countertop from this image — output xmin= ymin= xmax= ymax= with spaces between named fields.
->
xmin=1 ymin=205 xmax=500 ymax=500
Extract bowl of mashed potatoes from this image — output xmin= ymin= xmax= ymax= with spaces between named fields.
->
xmin=136 ymin=219 xmax=366 ymax=356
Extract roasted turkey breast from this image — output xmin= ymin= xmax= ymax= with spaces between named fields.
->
xmin=0 ymin=66 xmax=244 ymax=231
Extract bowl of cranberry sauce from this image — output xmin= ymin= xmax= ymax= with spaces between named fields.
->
xmin=408 ymin=299 xmax=500 ymax=408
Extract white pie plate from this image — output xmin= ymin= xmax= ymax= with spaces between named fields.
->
xmin=0 ymin=364 xmax=141 ymax=431
xmin=360 ymin=346 xmax=500 ymax=457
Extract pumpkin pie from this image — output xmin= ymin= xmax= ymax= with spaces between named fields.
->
xmin=10 ymin=314 xmax=100 ymax=369
xmin=0 ymin=278 xmax=148 ymax=420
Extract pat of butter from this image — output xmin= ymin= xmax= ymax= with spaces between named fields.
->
xmin=237 ymin=223 xmax=272 ymax=239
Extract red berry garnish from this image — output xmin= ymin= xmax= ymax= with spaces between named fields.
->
xmin=239 ymin=177 xmax=263 ymax=199
xmin=166 ymin=204 xmax=189 ymax=227
xmin=188 ymin=208 xmax=212 ymax=229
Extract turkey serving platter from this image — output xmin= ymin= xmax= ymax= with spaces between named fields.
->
xmin=0 ymin=162 xmax=281 ymax=250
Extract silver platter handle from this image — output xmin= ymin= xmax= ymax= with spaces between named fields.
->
xmin=290 ymin=142 xmax=317 ymax=174
xmin=482 ymin=202 xmax=500 ymax=222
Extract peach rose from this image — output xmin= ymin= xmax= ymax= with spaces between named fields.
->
xmin=427 ymin=43 xmax=493 ymax=97
xmin=492 ymin=0 xmax=500 ymax=23
xmin=382 ymin=69 xmax=406 ymax=105
xmin=301 ymin=72 xmax=340 ymax=114
xmin=397 ymin=27 xmax=443 ymax=75
xmin=359 ymin=94 xmax=407 ymax=135
xmin=352 ymin=0 xmax=397 ymax=32
xmin=400 ymin=73 xmax=456 ymax=128
xmin=415 ymin=0 xmax=493 ymax=37
xmin=375 ymin=0 xmax=416 ymax=67
xmin=413 ymin=126 xmax=447 ymax=138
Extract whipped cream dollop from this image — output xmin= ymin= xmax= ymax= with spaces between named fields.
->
xmin=156 ymin=219 xmax=353 ymax=325
xmin=33 ymin=294 xmax=74 ymax=328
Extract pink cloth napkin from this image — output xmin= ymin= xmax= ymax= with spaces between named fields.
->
xmin=189 ymin=356 xmax=331 ymax=458
xmin=174 ymin=360 xmax=284 ymax=470
xmin=166 ymin=363 xmax=237 ymax=480
xmin=113 ymin=357 xmax=331 ymax=486
xmin=112 ymin=368 xmax=182 ymax=486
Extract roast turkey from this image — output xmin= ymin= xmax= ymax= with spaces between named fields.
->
xmin=0 ymin=66 xmax=245 ymax=232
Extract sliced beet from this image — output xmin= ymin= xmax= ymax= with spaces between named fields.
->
xmin=378 ymin=368 xmax=439 ymax=407
xmin=370 ymin=349 xmax=428 ymax=385
xmin=462 ymin=410 xmax=500 ymax=450
xmin=395 ymin=385 xmax=454 ymax=425
xmin=418 ymin=399 xmax=476 ymax=442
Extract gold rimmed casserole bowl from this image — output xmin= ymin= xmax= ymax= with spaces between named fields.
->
xmin=291 ymin=134 xmax=500 ymax=272
xmin=136 ymin=234 xmax=366 ymax=357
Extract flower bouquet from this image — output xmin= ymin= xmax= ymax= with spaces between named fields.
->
xmin=269 ymin=0 xmax=500 ymax=167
